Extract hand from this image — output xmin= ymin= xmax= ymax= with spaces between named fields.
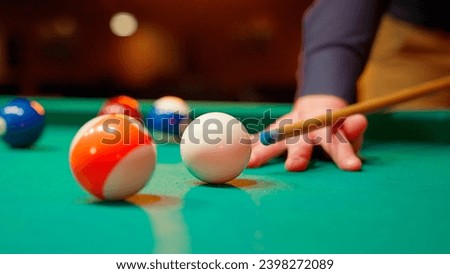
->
xmin=248 ymin=95 xmax=368 ymax=171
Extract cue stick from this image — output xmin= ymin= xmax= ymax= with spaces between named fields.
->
xmin=260 ymin=75 xmax=450 ymax=145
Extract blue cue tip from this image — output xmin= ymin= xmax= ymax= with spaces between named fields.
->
xmin=259 ymin=130 xmax=279 ymax=146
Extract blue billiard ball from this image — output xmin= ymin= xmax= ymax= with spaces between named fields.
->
xmin=145 ymin=96 xmax=191 ymax=142
xmin=0 ymin=97 xmax=46 ymax=148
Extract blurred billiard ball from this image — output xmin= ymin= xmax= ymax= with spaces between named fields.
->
xmin=0 ymin=97 xmax=46 ymax=148
xmin=98 ymin=95 xmax=143 ymax=121
xmin=145 ymin=95 xmax=191 ymax=143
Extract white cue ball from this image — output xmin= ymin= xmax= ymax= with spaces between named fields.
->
xmin=180 ymin=112 xmax=252 ymax=184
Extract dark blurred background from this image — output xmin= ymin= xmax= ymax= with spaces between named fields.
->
xmin=0 ymin=0 xmax=312 ymax=102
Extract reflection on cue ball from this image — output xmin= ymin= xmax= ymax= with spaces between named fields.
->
xmin=180 ymin=112 xmax=252 ymax=184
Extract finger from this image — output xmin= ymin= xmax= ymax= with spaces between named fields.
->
xmin=339 ymin=114 xmax=368 ymax=142
xmin=341 ymin=114 xmax=368 ymax=153
xmin=331 ymin=114 xmax=367 ymax=153
xmin=247 ymin=114 xmax=295 ymax=168
xmin=320 ymin=131 xmax=362 ymax=171
xmin=285 ymin=136 xmax=314 ymax=172
xmin=248 ymin=138 xmax=286 ymax=168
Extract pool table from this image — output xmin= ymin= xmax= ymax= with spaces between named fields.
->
xmin=0 ymin=96 xmax=449 ymax=254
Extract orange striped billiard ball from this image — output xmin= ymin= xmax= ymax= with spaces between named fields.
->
xmin=69 ymin=114 xmax=156 ymax=200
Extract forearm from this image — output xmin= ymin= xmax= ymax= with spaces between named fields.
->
xmin=297 ymin=0 xmax=391 ymax=103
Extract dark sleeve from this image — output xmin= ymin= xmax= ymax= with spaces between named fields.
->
xmin=297 ymin=0 xmax=391 ymax=103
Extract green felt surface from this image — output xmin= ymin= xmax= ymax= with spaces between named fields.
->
xmin=0 ymin=96 xmax=449 ymax=254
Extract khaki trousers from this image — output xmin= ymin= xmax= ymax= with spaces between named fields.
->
xmin=358 ymin=15 xmax=450 ymax=110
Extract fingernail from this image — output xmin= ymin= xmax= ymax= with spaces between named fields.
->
xmin=344 ymin=157 xmax=362 ymax=171
xmin=247 ymin=155 xmax=259 ymax=168
xmin=286 ymin=157 xmax=308 ymax=172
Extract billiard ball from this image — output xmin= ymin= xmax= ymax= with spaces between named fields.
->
xmin=98 ymin=95 xmax=143 ymax=121
xmin=0 ymin=97 xmax=45 ymax=148
xmin=180 ymin=112 xmax=252 ymax=184
xmin=69 ymin=114 xmax=156 ymax=200
xmin=146 ymin=95 xmax=191 ymax=143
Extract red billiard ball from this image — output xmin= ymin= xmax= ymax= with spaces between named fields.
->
xmin=98 ymin=95 xmax=143 ymax=121
xmin=69 ymin=114 xmax=156 ymax=200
